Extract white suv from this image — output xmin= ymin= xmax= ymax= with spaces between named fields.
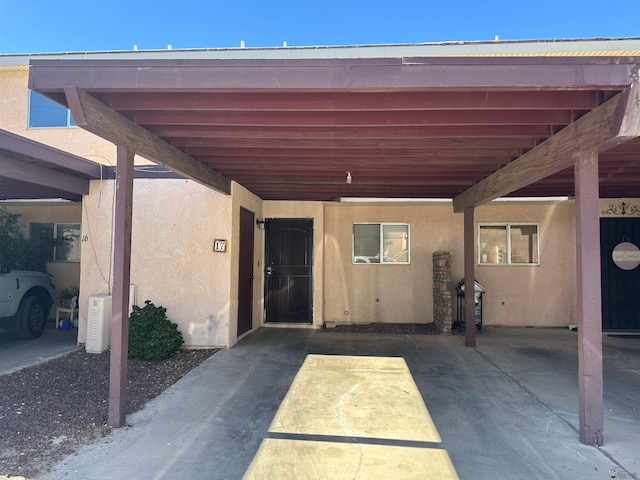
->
xmin=0 ymin=265 xmax=54 ymax=339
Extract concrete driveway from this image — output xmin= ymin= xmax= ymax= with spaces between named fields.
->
xmin=41 ymin=327 xmax=639 ymax=480
xmin=0 ymin=323 xmax=78 ymax=376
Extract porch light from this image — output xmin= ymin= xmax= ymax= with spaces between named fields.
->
xmin=346 ymin=172 xmax=352 ymax=184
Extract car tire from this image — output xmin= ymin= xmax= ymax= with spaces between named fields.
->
xmin=15 ymin=296 xmax=48 ymax=340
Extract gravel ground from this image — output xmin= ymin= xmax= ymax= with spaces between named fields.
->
xmin=326 ymin=322 xmax=440 ymax=335
xmin=0 ymin=348 xmax=218 ymax=479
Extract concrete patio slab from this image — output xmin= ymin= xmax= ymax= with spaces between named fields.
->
xmin=249 ymin=354 xmax=451 ymax=479
xmin=39 ymin=327 xmax=639 ymax=480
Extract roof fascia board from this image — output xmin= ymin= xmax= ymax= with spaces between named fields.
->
xmin=453 ymin=84 xmax=640 ymax=212
xmin=63 ymin=87 xmax=231 ymax=195
xmin=30 ymin=58 xmax=637 ymax=92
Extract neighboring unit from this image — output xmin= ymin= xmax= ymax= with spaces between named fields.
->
xmin=0 ymin=265 xmax=54 ymax=339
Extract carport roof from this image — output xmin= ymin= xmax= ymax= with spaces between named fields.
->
xmin=22 ymin=38 xmax=640 ymax=206
xmin=0 ymin=129 xmax=103 ymax=201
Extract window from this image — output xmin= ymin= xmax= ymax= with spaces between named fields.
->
xmin=30 ymin=223 xmax=81 ymax=262
xmin=353 ymin=223 xmax=410 ymax=264
xmin=28 ymin=90 xmax=75 ymax=128
xmin=478 ymin=223 xmax=539 ymax=266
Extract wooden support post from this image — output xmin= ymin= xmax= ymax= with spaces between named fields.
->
xmin=574 ymin=152 xmax=604 ymax=446
xmin=464 ymin=207 xmax=476 ymax=347
xmin=108 ymin=144 xmax=134 ymax=427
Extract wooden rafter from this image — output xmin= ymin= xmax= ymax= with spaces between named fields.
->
xmin=96 ymin=90 xmax=600 ymax=111
xmin=27 ymin=55 xmax=640 ymax=201
xmin=63 ymin=87 xmax=231 ymax=195
xmin=0 ymin=155 xmax=90 ymax=195
xmin=151 ymin=124 xmax=554 ymax=139
xmin=453 ymin=84 xmax=640 ymax=212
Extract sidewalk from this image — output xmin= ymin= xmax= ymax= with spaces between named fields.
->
xmin=40 ymin=327 xmax=639 ymax=480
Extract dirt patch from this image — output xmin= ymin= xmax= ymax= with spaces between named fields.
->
xmin=324 ymin=322 xmax=441 ymax=335
xmin=0 ymin=348 xmax=218 ymax=479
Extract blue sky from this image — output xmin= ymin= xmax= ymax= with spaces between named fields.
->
xmin=0 ymin=0 xmax=638 ymax=54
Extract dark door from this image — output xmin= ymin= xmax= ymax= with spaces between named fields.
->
xmin=237 ymin=207 xmax=254 ymax=337
xmin=600 ymin=217 xmax=640 ymax=331
xmin=264 ymin=218 xmax=313 ymax=323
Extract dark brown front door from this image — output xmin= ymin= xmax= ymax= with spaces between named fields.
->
xmin=237 ymin=207 xmax=254 ymax=337
xmin=264 ymin=218 xmax=313 ymax=323
xmin=601 ymin=217 xmax=640 ymax=331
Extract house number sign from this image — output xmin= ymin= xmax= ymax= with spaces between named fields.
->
xmin=213 ymin=239 xmax=227 ymax=252
xmin=612 ymin=242 xmax=640 ymax=270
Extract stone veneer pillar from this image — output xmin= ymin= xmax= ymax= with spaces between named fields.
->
xmin=432 ymin=252 xmax=452 ymax=334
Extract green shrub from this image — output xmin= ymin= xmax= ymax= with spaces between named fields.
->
xmin=128 ymin=300 xmax=184 ymax=360
xmin=0 ymin=205 xmax=48 ymax=272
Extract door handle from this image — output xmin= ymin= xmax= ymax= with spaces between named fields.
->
xmin=265 ymin=266 xmax=273 ymax=276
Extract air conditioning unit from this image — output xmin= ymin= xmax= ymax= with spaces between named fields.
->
xmin=86 ymin=295 xmax=111 ymax=354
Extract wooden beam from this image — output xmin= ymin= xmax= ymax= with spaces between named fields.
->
xmin=100 ymin=90 xmax=600 ymax=111
xmin=63 ymin=87 xmax=231 ymax=195
xmin=108 ymin=144 xmax=134 ymax=428
xmin=180 ymin=146 xmax=523 ymax=159
xmin=151 ymin=124 xmax=553 ymax=140
xmin=0 ymin=128 xmax=102 ymax=178
xmin=124 ymin=108 xmax=573 ymax=127
xmin=0 ymin=154 xmax=90 ymax=195
xmin=574 ymin=152 xmax=604 ymax=446
xmin=464 ymin=208 xmax=476 ymax=347
xmin=174 ymin=137 xmax=537 ymax=150
xmin=453 ymin=84 xmax=640 ymax=212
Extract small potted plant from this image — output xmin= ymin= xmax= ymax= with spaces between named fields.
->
xmin=58 ymin=286 xmax=79 ymax=308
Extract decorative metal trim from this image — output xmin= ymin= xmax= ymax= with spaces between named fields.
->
xmin=601 ymin=202 xmax=640 ymax=217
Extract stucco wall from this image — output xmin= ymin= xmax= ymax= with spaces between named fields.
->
xmin=0 ymin=68 xmax=116 ymax=165
xmin=79 ymin=178 xmax=233 ymax=347
xmin=323 ymin=200 xmax=577 ymax=328
xmin=475 ymin=201 xmax=577 ymax=327
xmin=324 ymin=202 xmax=458 ymax=325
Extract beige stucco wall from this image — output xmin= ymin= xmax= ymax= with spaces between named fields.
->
xmin=79 ymin=178 xmax=233 ymax=347
xmin=0 ymin=68 xmax=116 ymax=165
xmin=475 ymin=201 xmax=577 ymax=327
xmin=322 ymin=200 xmax=578 ymax=328
xmin=263 ymin=201 xmax=325 ymax=328
xmin=324 ymin=202 xmax=457 ymax=325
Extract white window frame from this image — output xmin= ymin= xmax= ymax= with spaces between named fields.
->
xmin=352 ymin=222 xmax=410 ymax=264
xmin=478 ymin=222 xmax=540 ymax=266
xmin=30 ymin=222 xmax=82 ymax=263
